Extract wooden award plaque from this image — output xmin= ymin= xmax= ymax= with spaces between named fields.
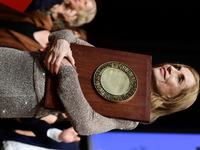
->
xmin=45 ymin=44 xmax=152 ymax=123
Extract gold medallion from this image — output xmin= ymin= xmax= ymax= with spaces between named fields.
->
xmin=93 ymin=61 xmax=138 ymax=102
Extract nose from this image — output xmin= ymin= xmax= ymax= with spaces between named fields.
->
xmin=167 ymin=66 xmax=178 ymax=74
xmin=170 ymin=66 xmax=180 ymax=74
xmin=167 ymin=66 xmax=172 ymax=75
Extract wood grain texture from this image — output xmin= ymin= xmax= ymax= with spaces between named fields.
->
xmin=45 ymin=44 xmax=152 ymax=123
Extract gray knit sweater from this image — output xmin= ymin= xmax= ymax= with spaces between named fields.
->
xmin=0 ymin=30 xmax=139 ymax=135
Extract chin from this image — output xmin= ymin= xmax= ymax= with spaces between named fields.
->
xmin=152 ymin=67 xmax=162 ymax=80
xmin=151 ymin=68 xmax=158 ymax=79
xmin=151 ymin=69 xmax=162 ymax=94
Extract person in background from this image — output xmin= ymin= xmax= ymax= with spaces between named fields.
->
xmin=0 ymin=114 xmax=80 ymax=150
xmin=0 ymin=3 xmax=88 ymax=52
xmin=26 ymin=0 xmax=97 ymax=29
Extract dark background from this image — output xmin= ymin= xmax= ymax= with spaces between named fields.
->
xmin=81 ymin=0 xmax=200 ymax=134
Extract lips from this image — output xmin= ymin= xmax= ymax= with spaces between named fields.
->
xmin=74 ymin=0 xmax=80 ymax=3
xmin=160 ymin=68 xmax=166 ymax=79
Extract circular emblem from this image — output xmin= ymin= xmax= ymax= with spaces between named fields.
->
xmin=93 ymin=61 xmax=138 ymax=102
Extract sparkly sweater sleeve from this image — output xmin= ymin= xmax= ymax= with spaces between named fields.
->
xmin=57 ymin=66 xmax=139 ymax=135
xmin=48 ymin=29 xmax=94 ymax=47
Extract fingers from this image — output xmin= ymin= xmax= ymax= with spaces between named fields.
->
xmin=66 ymin=54 xmax=75 ymax=67
xmin=63 ymin=9 xmax=77 ymax=22
xmin=59 ymin=127 xmax=81 ymax=143
xmin=45 ymin=39 xmax=74 ymax=74
xmin=65 ymin=136 xmax=80 ymax=143
xmin=73 ymin=136 xmax=81 ymax=142
xmin=50 ymin=52 xmax=75 ymax=73
xmin=45 ymin=50 xmax=56 ymax=74
xmin=45 ymin=52 xmax=64 ymax=74
xmin=66 ymin=9 xmax=77 ymax=17
xmin=68 ymin=127 xmax=80 ymax=142
xmin=54 ymin=54 xmax=64 ymax=74
xmin=45 ymin=51 xmax=53 ymax=73
xmin=60 ymin=58 xmax=73 ymax=67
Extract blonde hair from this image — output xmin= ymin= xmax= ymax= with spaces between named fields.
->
xmin=39 ymin=0 xmax=97 ymax=30
xmin=149 ymin=63 xmax=199 ymax=123
xmin=68 ymin=0 xmax=97 ymax=27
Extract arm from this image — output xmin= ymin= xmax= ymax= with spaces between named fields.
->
xmin=19 ymin=119 xmax=80 ymax=143
xmin=57 ymin=66 xmax=139 ymax=135
xmin=45 ymin=29 xmax=94 ymax=74
xmin=48 ymin=29 xmax=94 ymax=47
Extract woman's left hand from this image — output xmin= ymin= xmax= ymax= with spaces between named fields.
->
xmin=62 ymin=9 xmax=77 ymax=22
xmin=45 ymin=39 xmax=75 ymax=74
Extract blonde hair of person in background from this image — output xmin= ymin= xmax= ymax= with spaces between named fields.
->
xmin=68 ymin=1 xmax=97 ymax=27
xmin=39 ymin=0 xmax=97 ymax=30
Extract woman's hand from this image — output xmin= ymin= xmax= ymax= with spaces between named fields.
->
xmin=62 ymin=9 xmax=77 ymax=22
xmin=60 ymin=57 xmax=72 ymax=67
xmin=58 ymin=127 xmax=81 ymax=143
xmin=45 ymin=39 xmax=75 ymax=74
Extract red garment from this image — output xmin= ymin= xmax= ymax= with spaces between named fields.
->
xmin=0 ymin=0 xmax=32 ymax=12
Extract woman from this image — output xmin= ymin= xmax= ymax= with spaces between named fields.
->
xmin=150 ymin=63 xmax=199 ymax=123
xmin=0 ymin=30 xmax=199 ymax=135
xmin=35 ymin=0 xmax=97 ymax=29
xmin=0 ymin=3 xmax=88 ymax=52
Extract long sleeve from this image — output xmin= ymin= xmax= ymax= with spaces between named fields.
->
xmin=26 ymin=0 xmax=63 ymax=11
xmin=57 ymin=66 xmax=139 ymax=135
xmin=48 ymin=29 xmax=94 ymax=47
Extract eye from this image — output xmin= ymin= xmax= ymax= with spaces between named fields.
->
xmin=178 ymin=76 xmax=182 ymax=83
xmin=173 ymin=65 xmax=181 ymax=71
xmin=177 ymin=75 xmax=184 ymax=84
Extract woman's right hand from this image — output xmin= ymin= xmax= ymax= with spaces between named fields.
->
xmin=58 ymin=127 xmax=81 ymax=143
xmin=45 ymin=39 xmax=75 ymax=74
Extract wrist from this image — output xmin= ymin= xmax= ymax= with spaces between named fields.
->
xmin=49 ymin=30 xmax=76 ymax=44
xmin=57 ymin=39 xmax=70 ymax=46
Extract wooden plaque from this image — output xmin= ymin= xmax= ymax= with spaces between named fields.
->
xmin=72 ymin=44 xmax=152 ymax=123
xmin=45 ymin=44 xmax=152 ymax=123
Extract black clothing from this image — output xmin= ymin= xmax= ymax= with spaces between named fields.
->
xmin=26 ymin=0 xmax=63 ymax=11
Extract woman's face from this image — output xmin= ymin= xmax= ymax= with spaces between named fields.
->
xmin=152 ymin=64 xmax=196 ymax=99
xmin=66 ymin=0 xmax=94 ymax=11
